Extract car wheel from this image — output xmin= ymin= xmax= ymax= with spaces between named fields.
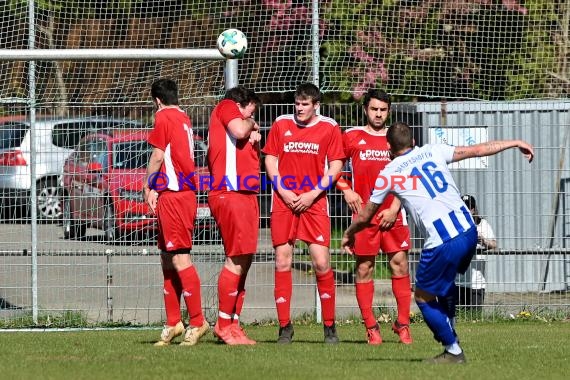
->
xmin=103 ymin=201 xmax=119 ymax=242
xmin=62 ymin=197 xmax=85 ymax=239
xmin=36 ymin=178 xmax=63 ymax=222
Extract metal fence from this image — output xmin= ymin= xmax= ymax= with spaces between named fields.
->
xmin=1 ymin=101 xmax=569 ymax=327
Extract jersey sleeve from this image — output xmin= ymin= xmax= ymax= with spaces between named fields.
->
xmin=218 ymin=100 xmax=244 ymax=130
xmin=261 ymin=121 xmax=281 ymax=157
xmin=432 ymin=143 xmax=456 ymax=164
xmin=327 ymin=124 xmax=345 ymax=161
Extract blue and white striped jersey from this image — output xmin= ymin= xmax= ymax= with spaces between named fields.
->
xmin=369 ymin=144 xmax=475 ymax=249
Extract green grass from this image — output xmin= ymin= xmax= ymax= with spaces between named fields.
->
xmin=1 ymin=321 xmax=568 ymax=380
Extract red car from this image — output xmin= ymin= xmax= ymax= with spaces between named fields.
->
xmin=61 ymin=128 xmax=213 ymax=242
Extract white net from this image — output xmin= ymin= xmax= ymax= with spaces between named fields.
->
xmin=1 ymin=1 xmax=567 ymax=102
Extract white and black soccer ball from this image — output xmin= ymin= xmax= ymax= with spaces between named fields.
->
xmin=216 ymin=29 xmax=248 ymax=59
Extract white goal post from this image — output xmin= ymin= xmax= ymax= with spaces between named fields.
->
xmin=0 ymin=48 xmax=239 ymax=88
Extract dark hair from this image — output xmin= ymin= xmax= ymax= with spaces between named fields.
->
xmin=224 ymin=86 xmax=262 ymax=108
xmin=294 ymin=82 xmax=322 ymax=104
xmin=461 ymin=194 xmax=481 ymax=224
xmin=386 ymin=122 xmax=413 ymax=152
xmin=150 ymin=79 xmax=179 ymax=106
xmin=362 ymin=89 xmax=391 ymax=108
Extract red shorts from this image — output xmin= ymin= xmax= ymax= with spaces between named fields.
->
xmin=208 ymin=192 xmax=259 ymax=256
xmin=353 ymin=222 xmax=411 ymax=256
xmin=271 ymin=210 xmax=330 ymax=247
xmin=155 ymin=190 xmax=196 ymax=252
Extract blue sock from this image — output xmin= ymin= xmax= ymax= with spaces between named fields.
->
xmin=417 ymin=300 xmax=457 ymax=346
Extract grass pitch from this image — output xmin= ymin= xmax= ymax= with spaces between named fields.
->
xmin=1 ymin=321 xmax=568 ymax=380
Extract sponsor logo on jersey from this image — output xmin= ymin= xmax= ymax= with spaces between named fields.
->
xmin=284 ymin=130 xmax=293 ymax=136
xmin=359 ymin=149 xmax=391 ymax=161
xmin=283 ymin=141 xmax=320 ymax=154
xmin=358 ymin=139 xmax=366 ymax=145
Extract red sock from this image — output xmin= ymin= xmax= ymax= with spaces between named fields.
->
xmin=217 ymin=267 xmax=240 ymax=329
xmin=162 ymin=268 xmax=182 ymax=326
xmin=274 ymin=270 xmax=292 ymax=327
xmin=316 ymin=269 xmax=336 ymax=327
xmin=232 ymin=274 xmax=247 ymax=326
xmin=178 ymin=265 xmax=205 ymax=328
xmin=356 ymin=280 xmax=376 ymax=328
xmin=392 ymin=274 xmax=412 ymax=325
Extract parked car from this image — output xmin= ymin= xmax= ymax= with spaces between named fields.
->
xmin=0 ymin=115 xmax=144 ymax=222
xmin=61 ymin=129 xmax=215 ymax=242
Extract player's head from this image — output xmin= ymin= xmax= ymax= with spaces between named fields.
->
xmin=362 ymin=89 xmax=391 ymax=130
xmin=225 ymin=86 xmax=262 ymax=118
xmin=294 ymin=83 xmax=322 ymax=104
xmin=151 ymin=78 xmax=179 ymax=107
xmin=386 ymin=122 xmax=414 ymax=156
xmin=294 ymin=83 xmax=321 ymax=124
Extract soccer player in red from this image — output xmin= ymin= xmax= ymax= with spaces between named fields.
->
xmin=207 ymin=86 xmax=262 ymax=345
xmin=337 ymin=89 xmax=413 ymax=345
xmin=143 ymin=79 xmax=209 ymax=346
xmin=262 ymin=83 xmax=345 ymax=344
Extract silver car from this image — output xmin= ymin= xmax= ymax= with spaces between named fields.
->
xmin=0 ymin=116 xmax=144 ymax=222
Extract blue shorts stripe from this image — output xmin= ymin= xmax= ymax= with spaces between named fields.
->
xmin=433 ymin=218 xmax=450 ymax=242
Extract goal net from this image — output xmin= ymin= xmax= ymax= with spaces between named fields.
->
xmin=1 ymin=1 xmax=568 ymax=105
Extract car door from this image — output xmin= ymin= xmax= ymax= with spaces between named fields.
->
xmin=83 ymin=138 xmax=109 ymax=223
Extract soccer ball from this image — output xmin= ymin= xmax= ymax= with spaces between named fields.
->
xmin=217 ymin=29 xmax=248 ymax=59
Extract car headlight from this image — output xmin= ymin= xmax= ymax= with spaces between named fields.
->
xmin=119 ymin=189 xmax=144 ymax=202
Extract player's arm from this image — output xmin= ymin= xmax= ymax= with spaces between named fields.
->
xmin=143 ymin=147 xmax=164 ymax=214
xmin=264 ymin=154 xmax=299 ymax=208
xmin=292 ymin=159 xmax=344 ymax=213
xmin=227 ymin=117 xmax=259 ymax=140
xmin=452 ymin=140 xmax=534 ymax=163
xmin=341 ymin=201 xmax=381 ymax=254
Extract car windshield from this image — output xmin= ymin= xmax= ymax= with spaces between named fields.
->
xmin=0 ymin=123 xmax=29 ymax=149
xmin=113 ymin=140 xmax=152 ymax=169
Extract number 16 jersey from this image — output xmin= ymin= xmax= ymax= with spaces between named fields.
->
xmin=369 ymin=144 xmax=474 ymax=249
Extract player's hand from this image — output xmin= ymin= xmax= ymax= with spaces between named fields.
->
xmin=376 ymin=208 xmax=397 ymax=230
xmin=279 ymin=189 xmax=300 ymax=209
xmin=143 ymin=188 xmax=159 ymax=215
xmin=343 ymin=190 xmax=363 ymax=214
xmin=518 ymin=141 xmax=534 ymax=163
xmin=292 ymin=192 xmax=317 ymax=213
xmin=249 ymin=130 xmax=262 ymax=144
xmin=341 ymin=232 xmax=355 ymax=255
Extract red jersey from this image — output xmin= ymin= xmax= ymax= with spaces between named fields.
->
xmin=207 ymin=99 xmax=260 ymax=194
xmin=147 ymin=107 xmax=196 ymax=192
xmin=262 ymin=114 xmax=344 ymax=213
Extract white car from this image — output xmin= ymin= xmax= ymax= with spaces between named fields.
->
xmin=0 ymin=116 xmax=144 ymax=222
